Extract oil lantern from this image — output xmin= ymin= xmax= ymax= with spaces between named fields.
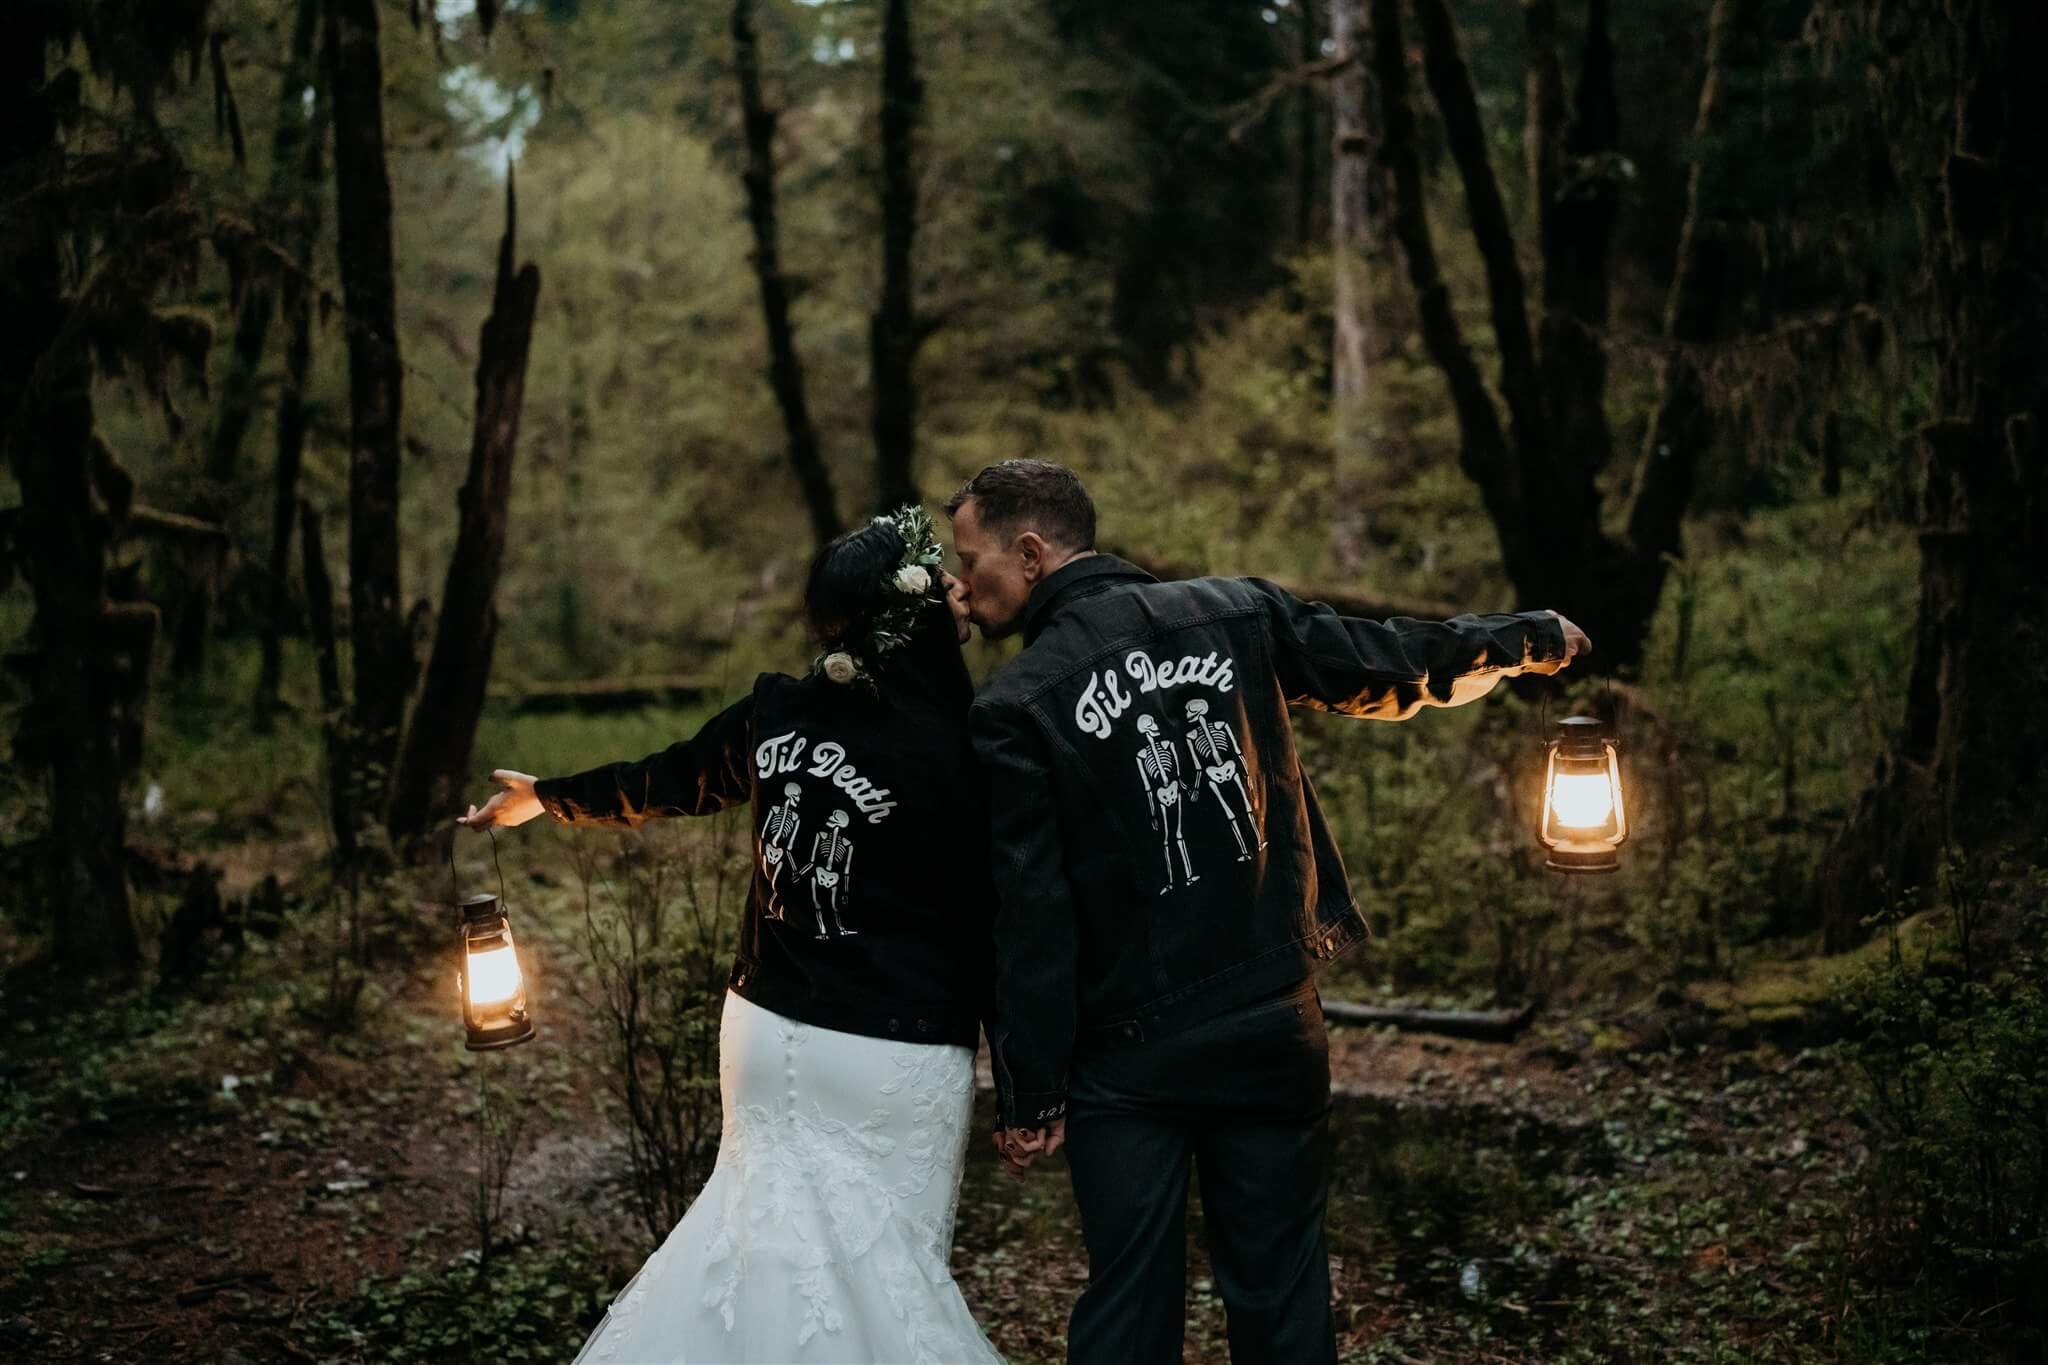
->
xmin=455 ymin=892 xmax=535 ymax=1050
xmin=1538 ymin=715 xmax=1628 ymax=873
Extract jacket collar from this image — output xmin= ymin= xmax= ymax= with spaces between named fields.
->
xmin=1019 ymin=553 xmax=1156 ymax=645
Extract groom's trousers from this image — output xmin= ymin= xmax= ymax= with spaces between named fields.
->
xmin=1063 ymin=978 xmax=1336 ymax=1365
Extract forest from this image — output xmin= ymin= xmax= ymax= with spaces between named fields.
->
xmin=1 ymin=0 xmax=2043 ymax=1361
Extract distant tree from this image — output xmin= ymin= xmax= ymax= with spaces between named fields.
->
xmin=165 ymin=0 xmax=327 ymax=690
xmin=388 ymin=178 xmax=542 ymax=847
xmin=1046 ymin=0 xmax=1295 ymax=392
xmin=733 ymin=0 xmax=844 ymax=547
xmin=1328 ymin=0 xmax=1385 ymax=571
xmin=1374 ymin=0 xmax=1735 ymax=668
xmin=326 ymin=0 xmax=414 ymax=828
xmin=1820 ymin=0 xmax=2048 ymax=945
xmin=0 ymin=0 xmax=217 ymax=972
xmin=870 ymin=0 xmax=924 ymax=513
xmin=256 ymin=14 xmax=330 ymax=721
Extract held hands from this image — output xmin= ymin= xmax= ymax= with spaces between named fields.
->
xmin=993 ymin=1120 xmax=1065 ymax=1175
xmin=458 ymin=769 xmax=544 ymax=830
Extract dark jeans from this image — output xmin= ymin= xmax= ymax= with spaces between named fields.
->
xmin=1064 ymin=979 xmax=1336 ymax=1365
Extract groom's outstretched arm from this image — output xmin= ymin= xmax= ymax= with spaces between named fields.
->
xmin=534 ymin=695 xmax=756 ymax=828
xmin=969 ymin=696 xmax=1080 ymax=1132
xmin=1246 ymin=578 xmax=1572 ymax=721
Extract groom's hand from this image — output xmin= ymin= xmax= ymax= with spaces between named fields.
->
xmin=1549 ymin=611 xmax=1592 ymax=665
xmin=993 ymin=1122 xmax=1064 ymax=1174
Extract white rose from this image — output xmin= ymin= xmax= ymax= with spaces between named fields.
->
xmin=895 ymin=565 xmax=931 ymax=595
xmin=822 ymin=652 xmax=858 ymax=685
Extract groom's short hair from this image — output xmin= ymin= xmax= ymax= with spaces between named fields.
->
xmin=944 ymin=460 xmax=1096 ymax=551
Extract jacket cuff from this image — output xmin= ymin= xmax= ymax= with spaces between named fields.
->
xmin=998 ymin=1088 xmax=1069 ymax=1129
xmin=530 ymin=778 xmax=579 ymax=825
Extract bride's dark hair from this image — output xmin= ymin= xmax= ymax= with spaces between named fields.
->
xmin=803 ymin=520 xmax=969 ymax=703
xmin=804 ymin=520 xmax=904 ymax=649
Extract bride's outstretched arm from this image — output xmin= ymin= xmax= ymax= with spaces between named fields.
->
xmin=462 ymin=695 xmax=757 ymax=832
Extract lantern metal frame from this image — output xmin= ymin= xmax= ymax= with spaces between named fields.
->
xmin=1538 ymin=714 xmax=1628 ymax=873
xmin=455 ymin=891 xmax=536 ymax=1051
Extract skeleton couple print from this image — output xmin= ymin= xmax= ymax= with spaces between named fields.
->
xmin=754 ymin=729 xmax=894 ymax=940
xmin=1074 ymin=646 xmax=1267 ymax=895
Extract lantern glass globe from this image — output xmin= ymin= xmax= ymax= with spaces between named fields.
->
xmin=465 ymin=943 xmax=523 ymax=1006
xmin=1548 ymin=770 xmax=1615 ymax=829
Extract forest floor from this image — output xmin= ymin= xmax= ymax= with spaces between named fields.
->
xmin=0 ymin=832 xmax=1929 ymax=1365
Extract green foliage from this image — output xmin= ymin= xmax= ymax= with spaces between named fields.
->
xmin=297 ymin=1240 xmax=612 ymax=1363
xmin=1832 ymin=861 xmax=2048 ymax=1353
xmin=570 ymin=816 xmax=747 ymax=1247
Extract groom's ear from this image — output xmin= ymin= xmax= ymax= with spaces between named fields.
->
xmin=1015 ymin=530 xmax=1052 ymax=582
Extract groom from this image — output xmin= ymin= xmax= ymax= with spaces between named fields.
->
xmin=947 ymin=460 xmax=1587 ymax=1364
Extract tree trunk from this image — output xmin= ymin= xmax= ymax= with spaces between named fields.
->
xmin=1370 ymin=0 xmax=1528 ymax=586
xmin=1371 ymin=0 xmax=1737 ymax=668
xmin=326 ymin=0 xmax=412 ymax=823
xmin=173 ymin=0 xmax=322 ymax=686
xmin=870 ymin=0 xmax=922 ymax=514
xmin=733 ymin=0 xmax=843 ymax=546
xmin=209 ymin=0 xmax=322 ymax=488
xmin=300 ymin=499 xmax=356 ymax=864
xmin=1328 ymin=0 xmax=1374 ymax=571
xmin=1530 ymin=0 xmax=1620 ymax=527
xmin=1626 ymin=0 xmax=1760 ymax=631
xmin=0 ymin=25 xmax=143 ymax=974
xmin=1295 ymin=0 xmax=1320 ymax=248
xmin=1412 ymin=0 xmax=1551 ymax=535
xmin=388 ymin=178 xmax=542 ymax=846
xmin=1821 ymin=0 xmax=2048 ymax=946
xmin=255 ymin=67 xmax=329 ymax=720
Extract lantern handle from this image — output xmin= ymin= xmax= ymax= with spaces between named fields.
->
xmin=443 ymin=828 xmax=509 ymax=913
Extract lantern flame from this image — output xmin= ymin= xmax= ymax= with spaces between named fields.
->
xmin=1548 ymin=771 xmax=1615 ymax=829
xmin=465 ymin=944 xmax=524 ymax=1006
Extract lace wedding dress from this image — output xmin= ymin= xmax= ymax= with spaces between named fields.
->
xmin=571 ymin=991 xmax=1002 ymax=1364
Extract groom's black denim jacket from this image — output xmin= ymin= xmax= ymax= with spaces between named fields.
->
xmin=971 ymin=556 xmax=1569 ymax=1128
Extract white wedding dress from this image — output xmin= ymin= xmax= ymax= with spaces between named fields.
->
xmin=572 ymin=991 xmax=1002 ymax=1365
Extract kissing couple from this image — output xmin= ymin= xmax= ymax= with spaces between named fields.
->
xmin=460 ymin=458 xmax=1589 ymax=1365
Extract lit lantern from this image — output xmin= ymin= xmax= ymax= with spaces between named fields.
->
xmin=454 ymin=893 xmax=536 ymax=1050
xmin=1539 ymin=715 xmax=1628 ymax=873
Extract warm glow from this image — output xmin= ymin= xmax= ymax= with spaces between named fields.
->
xmin=465 ymin=944 xmax=523 ymax=1006
xmin=1549 ymin=771 xmax=1615 ymax=829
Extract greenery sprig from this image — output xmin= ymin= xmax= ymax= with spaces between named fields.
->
xmin=814 ymin=503 xmax=947 ymax=691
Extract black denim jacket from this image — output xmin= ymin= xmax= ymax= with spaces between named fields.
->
xmin=533 ymin=608 xmax=992 ymax=1050
xmin=970 ymin=556 xmax=1568 ymax=1126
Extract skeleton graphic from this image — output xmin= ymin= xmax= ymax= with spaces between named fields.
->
xmin=800 ymin=809 xmax=858 ymax=939
xmin=1183 ymin=697 xmax=1265 ymax=862
xmin=758 ymin=783 xmax=803 ymax=920
xmin=1134 ymin=714 xmax=1199 ymax=893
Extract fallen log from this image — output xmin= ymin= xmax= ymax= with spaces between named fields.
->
xmin=1321 ymin=998 xmax=1538 ymax=1040
xmin=490 ymin=674 xmax=715 ymax=714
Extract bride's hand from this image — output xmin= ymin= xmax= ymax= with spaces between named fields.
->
xmin=459 ymin=769 xmax=544 ymax=830
xmin=943 ymin=571 xmax=972 ymax=644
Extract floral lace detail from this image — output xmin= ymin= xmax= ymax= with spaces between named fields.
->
xmin=736 ymin=1022 xmax=983 ymax=1361
xmin=579 ymin=1005 xmax=993 ymax=1365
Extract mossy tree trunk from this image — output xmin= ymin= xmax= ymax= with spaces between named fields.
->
xmin=326 ymin=0 xmax=414 ymax=828
xmin=1 ymin=6 xmax=212 ymax=973
xmin=1820 ymin=0 xmax=2048 ymax=946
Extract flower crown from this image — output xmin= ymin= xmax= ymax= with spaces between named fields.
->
xmin=816 ymin=504 xmax=946 ymax=689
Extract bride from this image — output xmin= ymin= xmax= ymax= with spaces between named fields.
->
xmin=460 ymin=507 xmax=1002 ymax=1365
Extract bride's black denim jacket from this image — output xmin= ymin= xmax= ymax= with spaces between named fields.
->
xmin=533 ymin=606 xmax=992 ymax=1051
xmin=971 ymin=556 xmax=1569 ymax=1128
